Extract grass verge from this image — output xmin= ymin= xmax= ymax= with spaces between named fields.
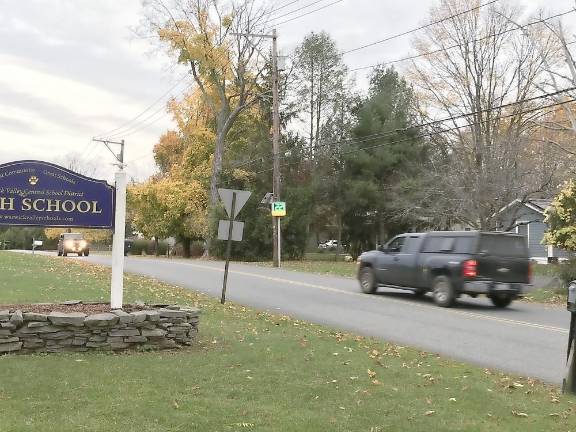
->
xmin=0 ymin=252 xmax=574 ymax=431
xmin=257 ymin=260 xmax=357 ymax=278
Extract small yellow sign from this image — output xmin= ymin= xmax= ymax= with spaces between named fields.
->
xmin=271 ymin=201 xmax=286 ymax=217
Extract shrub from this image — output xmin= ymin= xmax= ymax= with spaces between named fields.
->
xmin=130 ymin=239 xmax=148 ymax=256
xmin=190 ymin=241 xmax=205 ymax=257
xmin=129 ymin=239 xmax=169 ymax=256
xmin=556 ymin=258 xmax=576 ymax=286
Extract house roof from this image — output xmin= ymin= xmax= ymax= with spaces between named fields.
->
xmin=529 ymin=199 xmax=552 ymax=212
xmin=495 ymin=198 xmax=552 ymax=216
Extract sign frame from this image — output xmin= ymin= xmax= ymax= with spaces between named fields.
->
xmin=0 ymin=160 xmax=115 ymax=229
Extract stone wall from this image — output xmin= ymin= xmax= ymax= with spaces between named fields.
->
xmin=0 ymin=305 xmax=200 ymax=354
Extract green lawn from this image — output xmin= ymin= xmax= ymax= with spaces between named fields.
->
xmin=0 ymin=252 xmax=575 ymax=431
xmin=532 ymin=264 xmax=561 ymax=277
xmin=258 ymin=260 xmax=358 ymax=278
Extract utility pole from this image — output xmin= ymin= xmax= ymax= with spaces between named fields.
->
xmin=232 ymin=29 xmax=282 ymax=267
xmin=93 ymin=138 xmax=127 ymax=309
xmin=271 ymin=29 xmax=281 ymax=268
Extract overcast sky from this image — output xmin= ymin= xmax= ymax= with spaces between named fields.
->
xmin=1 ymin=0 xmax=574 ymax=182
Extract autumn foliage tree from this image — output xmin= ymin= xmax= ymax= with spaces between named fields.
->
xmin=144 ymin=0 xmax=269 ymax=249
xmin=44 ymin=228 xmax=111 ymax=243
xmin=544 ymin=180 xmax=576 ymax=251
xmin=129 ymin=88 xmax=213 ymax=257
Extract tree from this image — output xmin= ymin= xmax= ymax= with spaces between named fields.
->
xmin=58 ymin=153 xmax=99 ymax=178
xmin=44 ymin=228 xmax=111 ymax=243
xmin=543 ymin=180 xmax=576 ymax=251
xmin=408 ymin=0 xmax=558 ymax=229
xmin=340 ymin=67 xmax=425 ymax=256
xmin=1 ymin=227 xmax=51 ymax=250
xmin=129 ymin=176 xmax=207 ymax=257
xmin=129 ymin=88 xmax=214 ymax=257
xmin=144 ymin=0 xmax=269 ymax=250
xmin=292 ymin=31 xmax=348 ymax=156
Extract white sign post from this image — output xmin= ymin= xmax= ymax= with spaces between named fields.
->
xmin=32 ymin=239 xmax=43 ymax=255
xmin=110 ymin=171 xmax=127 ymax=309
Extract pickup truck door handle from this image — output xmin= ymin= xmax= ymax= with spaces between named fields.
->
xmin=393 ymin=257 xmax=400 ymax=262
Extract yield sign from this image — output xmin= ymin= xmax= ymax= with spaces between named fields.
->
xmin=218 ymin=188 xmax=251 ymax=219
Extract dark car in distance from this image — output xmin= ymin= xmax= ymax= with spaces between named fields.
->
xmin=124 ymin=239 xmax=133 ymax=256
xmin=357 ymin=231 xmax=531 ymax=308
xmin=57 ymin=233 xmax=89 ymax=257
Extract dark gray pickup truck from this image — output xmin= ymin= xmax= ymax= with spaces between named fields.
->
xmin=357 ymin=231 xmax=531 ymax=308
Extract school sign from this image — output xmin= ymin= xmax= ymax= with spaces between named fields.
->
xmin=0 ymin=160 xmax=114 ymax=228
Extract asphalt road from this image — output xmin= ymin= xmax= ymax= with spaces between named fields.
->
xmin=41 ymin=252 xmax=573 ymax=384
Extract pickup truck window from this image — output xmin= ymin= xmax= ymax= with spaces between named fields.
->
xmin=478 ymin=235 xmax=527 ymax=257
xmin=422 ymin=236 xmax=474 ymax=254
xmin=387 ymin=236 xmax=405 ymax=253
xmin=402 ymin=236 xmax=420 ymax=254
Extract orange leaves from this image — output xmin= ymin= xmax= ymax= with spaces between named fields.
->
xmin=44 ymin=228 xmax=111 ymax=243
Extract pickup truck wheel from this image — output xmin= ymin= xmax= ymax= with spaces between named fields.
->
xmin=490 ymin=294 xmax=513 ymax=308
xmin=359 ymin=267 xmax=377 ymax=294
xmin=432 ymin=276 xmax=456 ymax=308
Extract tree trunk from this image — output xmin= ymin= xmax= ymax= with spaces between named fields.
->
xmin=315 ymin=67 xmax=323 ymax=152
xmin=335 ymin=213 xmax=343 ymax=260
xmin=154 ymin=237 xmax=159 ymax=257
xmin=206 ymin=113 xmax=229 ymax=257
xmin=182 ymin=237 xmax=191 ymax=258
xmin=309 ymin=57 xmax=315 ymax=158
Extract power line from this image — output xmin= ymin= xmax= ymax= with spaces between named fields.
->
xmin=273 ymin=0 xmax=343 ymax=26
xmin=252 ymin=96 xmax=576 ymax=176
xmin=126 ymin=153 xmax=155 ymax=164
xmin=120 ymin=111 xmax=171 ymax=139
xmin=269 ymin=0 xmax=302 ymax=14
xmin=238 ymin=86 xmax=576 ymax=169
xmin=104 ymin=101 xmax=174 ymax=139
xmin=342 ymin=0 xmax=499 ymax=55
xmin=93 ymin=73 xmax=189 ymax=139
xmin=269 ymin=0 xmax=330 ymax=22
xmin=100 ymin=79 xmax=197 ymax=140
xmin=238 ymin=86 xmax=576 ymax=171
xmin=350 ymin=9 xmax=576 ymax=72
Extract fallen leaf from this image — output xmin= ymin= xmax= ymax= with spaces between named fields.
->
xmin=424 ymin=410 xmax=435 ymax=416
xmin=367 ymin=369 xmax=377 ymax=379
xmin=449 ymin=398 xmax=457 ymax=402
xmin=512 ymin=411 xmax=528 ymax=417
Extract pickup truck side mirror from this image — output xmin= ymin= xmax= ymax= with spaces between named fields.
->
xmin=378 ymin=245 xmax=387 ymax=253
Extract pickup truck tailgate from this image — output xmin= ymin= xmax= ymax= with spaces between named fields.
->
xmin=476 ymin=234 xmax=530 ymax=284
